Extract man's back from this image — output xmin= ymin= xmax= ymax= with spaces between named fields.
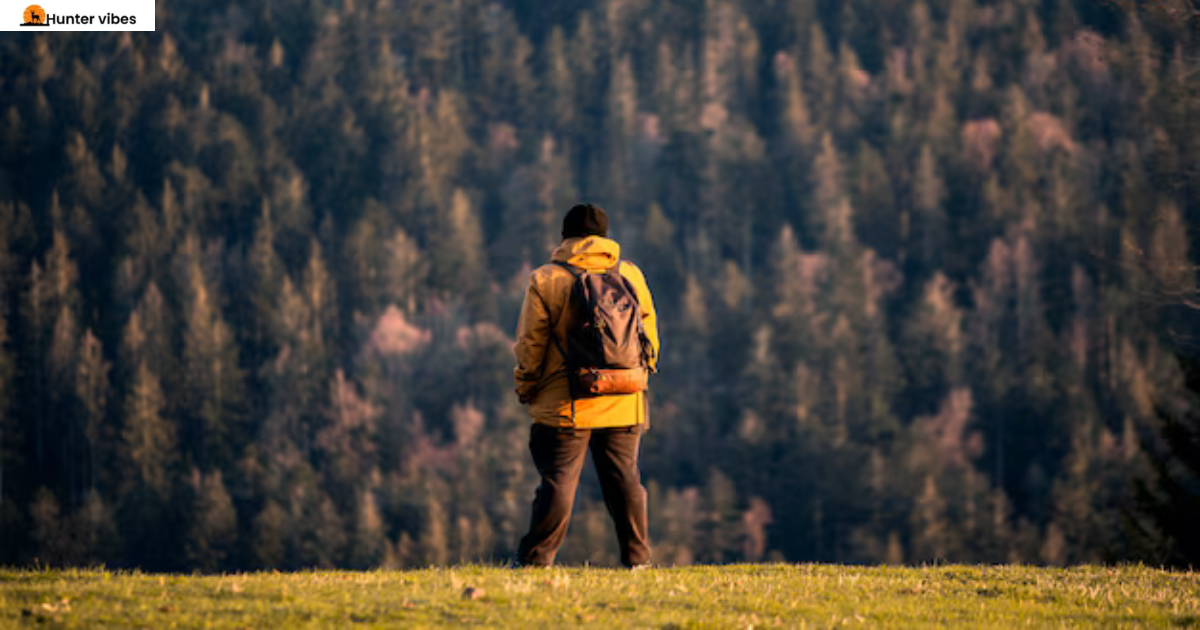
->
xmin=513 ymin=234 xmax=659 ymax=429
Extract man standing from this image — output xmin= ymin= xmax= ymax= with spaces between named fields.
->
xmin=513 ymin=204 xmax=660 ymax=568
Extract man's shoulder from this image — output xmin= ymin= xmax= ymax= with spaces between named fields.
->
xmin=526 ymin=263 xmax=575 ymax=294
xmin=616 ymin=259 xmax=645 ymax=274
xmin=530 ymin=262 xmax=572 ymax=281
xmin=616 ymin=259 xmax=648 ymax=284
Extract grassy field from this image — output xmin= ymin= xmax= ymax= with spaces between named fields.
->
xmin=2 ymin=564 xmax=1197 ymax=628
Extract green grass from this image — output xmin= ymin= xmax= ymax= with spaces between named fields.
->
xmin=2 ymin=564 xmax=1197 ymax=628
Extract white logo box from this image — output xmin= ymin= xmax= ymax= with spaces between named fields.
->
xmin=6 ymin=0 xmax=154 ymax=31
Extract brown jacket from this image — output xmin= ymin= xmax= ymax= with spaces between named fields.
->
xmin=513 ymin=236 xmax=660 ymax=428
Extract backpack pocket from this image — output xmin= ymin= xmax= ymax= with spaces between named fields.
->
xmin=576 ymin=367 xmax=648 ymax=396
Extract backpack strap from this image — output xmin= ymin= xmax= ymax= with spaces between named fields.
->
xmin=552 ymin=260 xmax=584 ymax=277
xmin=609 ymin=259 xmax=644 ymax=307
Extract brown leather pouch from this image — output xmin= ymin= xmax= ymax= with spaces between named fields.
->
xmin=577 ymin=368 xmax=649 ymax=395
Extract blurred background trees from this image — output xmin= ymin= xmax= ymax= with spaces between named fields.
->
xmin=0 ymin=0 xmax=1198 ymax=570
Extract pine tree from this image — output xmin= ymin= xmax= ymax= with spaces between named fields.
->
xmin=1049 ymin=411 xmax=1119 ymax=564
xmin=317 ymin=370 xmax=379 ymax=497
xmin=125 ymin=193 xmax=167 ymax=277
xmin=75 ymin=329 xmax=110 ymax=493
xmin=246 ymin=200 xmax=284 ymax=353
xmin=30 ymin=487 xmax=73 ymax=565
xmin=699 ymin=469 xmax=740 ymax=562
xmin=24 ymin=227 xmax=81 ymax=475
xmin=654 ymin=41 xmax=681 ymax=133
xmin=181 ymin=236 xmax=245 ymax=470
xmin=478 ymin=6 xmax=536 ymax=127
xmin=925 ymin=88 xmax=958 ymax=165
xmin=851 ymin=142 xmax=897 ymax=258
xmin=62 ymin=131 xmax=106 ymax=222
xmin=543 ymin=26 xmax=575 ymax=133
xmin=637 ymin=204 xmax=683 ymax=304
xmin=811 ymin=134 xmax=854 ymax=248
xmin=834 ymin=41 xmax=867 ymax=135
xmin=350 ymin=488 xmax=388 ymax=569
xmin=769 ymin=223 xmax=818 ymax=368
xmin=251 ymin=500 xmax=289 ymax=569
xmin=1000 ymin=85 xmax=1038 ymax=216
xmin=158 ymin=179 xmax=182 ymax=262
xmin=701 ymin=1 xmax=737 ymax=114
xmin=412 ymin=0 xmax=461 ymax=87
xmin=1129 ymin=355 xmax=1200 ymax=567
xmin=1145 ymin=202 xmax=1193 ymax=302
xmin=186 ymin=469 xmax=238 ymax=572
xmin=382 ymin=229 xmax=427 ymax=314
xmin=775 ymin=52 xmax=815 ymax=156
xmin=415 ymin=91 xmax=472 ymax=209
xmin=805 ymin=24 xmax=835 ymax=127
xmin=570 ymin=13 xmax=603 ymax=132
xmin=121 ymin=283 xmax=173 ymax=391
xmin=301 ymin=237 xmax=338 ymax=357
xmin=911 ymin=475 xmax=950 ymax=563
xmin=261 ymin=274 xmax=321 ymax=462
xmin=604 ymin=55 xmax=638 ymax=209
xmin=913 ymin=144 xmax=946 ymax=272
xmin=75 ymin=490 xmax=121 ymax=566
xmin=421 ymin=494 xmax=450 ymax=567
xmin=121 ymin=363 xmax=176 ymax=499
xmin=298 ymin=492 xmax=347 ymax=569
xmin=429 ymin=189 xmax=486 ymax=314
xmin=904 ymin=273 xmax=965 ymax=402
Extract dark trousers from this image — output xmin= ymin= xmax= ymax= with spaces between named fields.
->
xmin=516 ymin=424 xmax=650 ymax=567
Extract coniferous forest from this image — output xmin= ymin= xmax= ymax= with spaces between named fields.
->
xmin=1 ymin=0 xmax=1199 ymax=571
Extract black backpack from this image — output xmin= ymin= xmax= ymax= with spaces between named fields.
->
xmin=552 ymin=260 xmax=652 ymax=397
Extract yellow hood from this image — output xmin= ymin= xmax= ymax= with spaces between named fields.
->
xmin=551 ymin=236 xmax=621 ymax=273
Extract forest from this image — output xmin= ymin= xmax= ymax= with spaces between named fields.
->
xmin=0 ymin=0 xmax=1198 ymax=571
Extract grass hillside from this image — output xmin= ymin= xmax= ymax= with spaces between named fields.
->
xmin=2 ymin=564 xmax=1197 ymax=627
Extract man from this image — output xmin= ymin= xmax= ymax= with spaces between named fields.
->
xmin=512 ymin=203 xmax=660 ymax=568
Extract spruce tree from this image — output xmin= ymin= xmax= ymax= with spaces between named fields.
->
xmin=350 ymin=488 xmax=388 ymax=569
xmin=75 ymin=330 xmax=110 ymax=493
xmin=30 ymin=487 xmax=72 ymax=565
xmin=75 ymin=490 xmax=121 ymax=566
xmin=251 ymin=500 xmax=289 ymax=569
xmin=186 ymin=470 xmax=238 ymax=572
xmin=121 ymin=363 xmax=176 ymax=499
xmin=181 ymin=236 xmax=245 ymax=471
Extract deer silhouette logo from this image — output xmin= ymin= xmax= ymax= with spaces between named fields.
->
xmin=22 ymin=5 xmax=47 ymax=26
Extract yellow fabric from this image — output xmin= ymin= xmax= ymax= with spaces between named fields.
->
xmin=513 ymin=236 xmax=660 ymax=428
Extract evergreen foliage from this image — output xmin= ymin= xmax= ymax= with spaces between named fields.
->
xmin=0 ymin=0 xmax=1197 ymax=569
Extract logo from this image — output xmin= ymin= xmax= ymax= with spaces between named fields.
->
xmin=21 ymin=5 xmax=48 ymax=26
xmin=4 ymin=0 xmax=153 ymax=31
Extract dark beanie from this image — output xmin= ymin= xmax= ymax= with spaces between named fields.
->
xmin=562 ymin=203 xmax=609 ymax=240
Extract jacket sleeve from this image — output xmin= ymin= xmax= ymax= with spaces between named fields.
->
xmin=513 ymin=273 xmax=551 ymax=403
xmin=623 ymin=263 xmax=660 ymax=372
